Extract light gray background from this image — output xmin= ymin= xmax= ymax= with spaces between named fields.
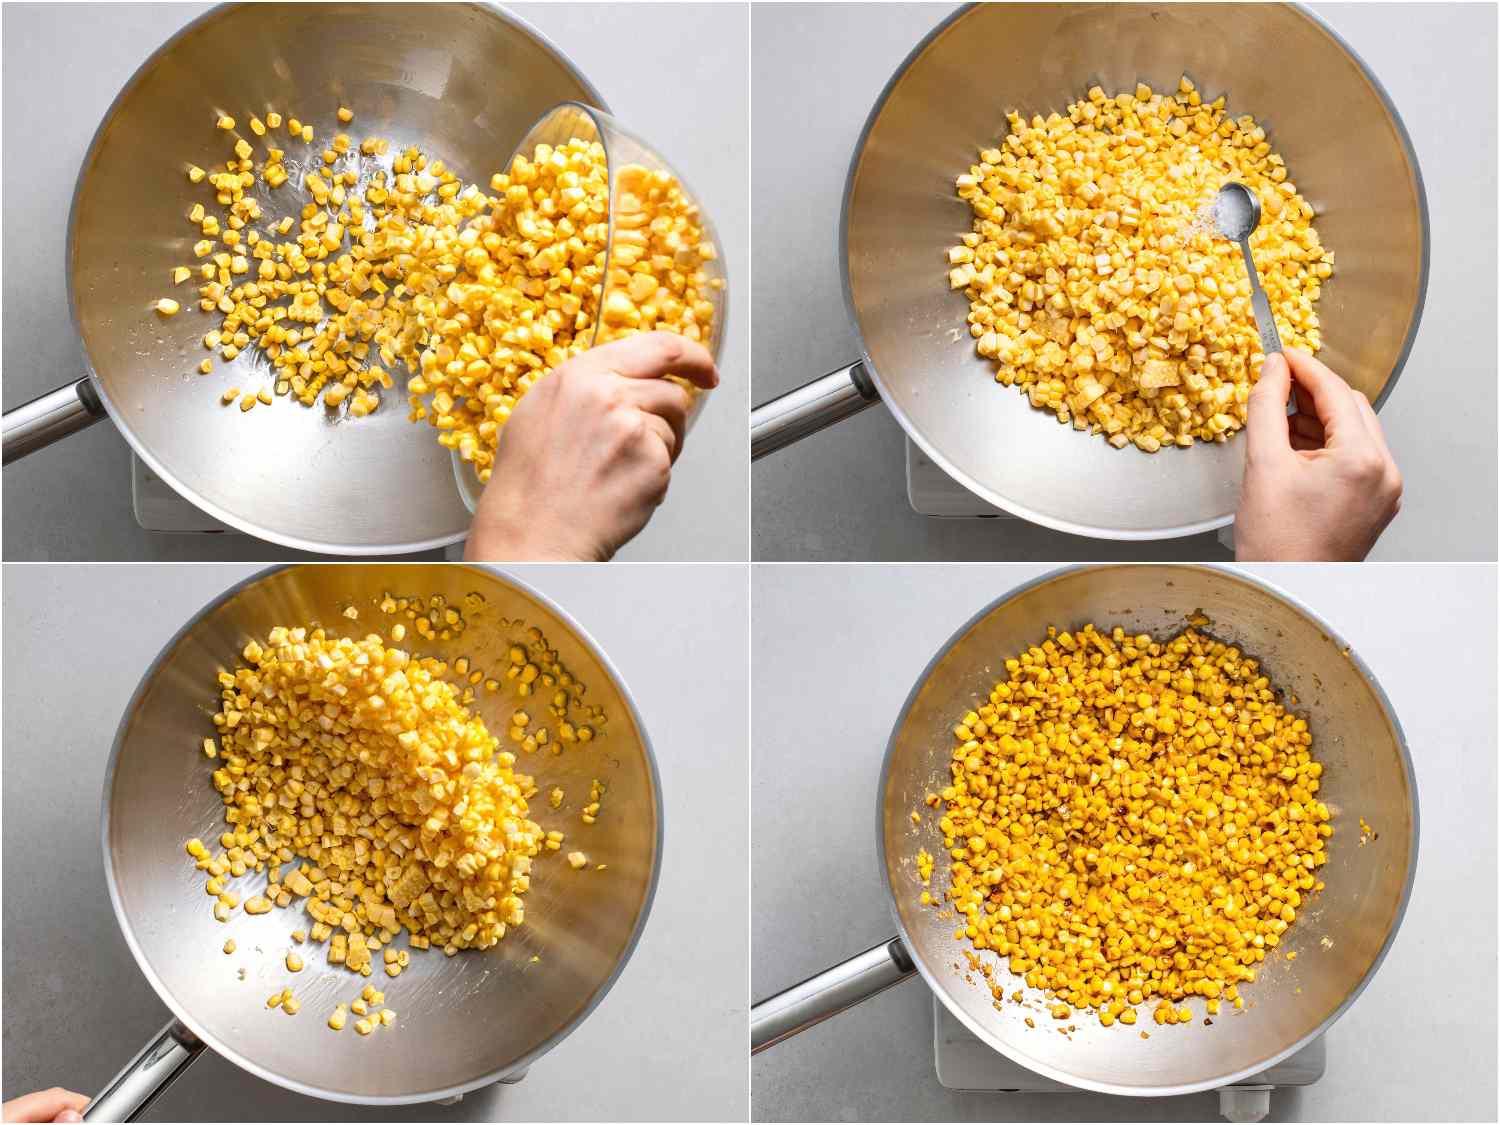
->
xmin=751 ymin=563 xmax=1497 ymax=1121
xmin=751 ymin=3 xmax=1498 ymax=562
xmin=1 ymin=2 xmax=749 ymax=562
xmin=2 ymin=563 xmax=748 ymax=1121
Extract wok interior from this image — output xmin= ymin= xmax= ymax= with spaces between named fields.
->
xmin=105 ymin=565 xmax=658 ymax=1101
xmin=71 ymin=3 xmax=602 ymax=552
xmin=880 ymin=566 xmax=1415 ymax=1093
xmin=846 ymin=3 xmax=1425 ymax=535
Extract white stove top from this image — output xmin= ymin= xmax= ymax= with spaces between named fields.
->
xmin=933 ymin=998 xmax=1324 ymax=1121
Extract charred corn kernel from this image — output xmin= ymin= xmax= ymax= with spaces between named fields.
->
xmin=286 ymin=951 xmax=304 ymax=972
xmin=952 ymin=79 xmax=1331 ymax=452
xmin=172 ymin=266 xmax=192 ymax=285
xmin=567 ymin=851 xmax=588 ymax=870
xmin=338 ymin=106 xmax=354 ymax=123
xmin=354 ymin=1018 xmax=373 ymax=1036
xmin=155 ymin=298 xmax=181 ymax=316
xmin=328 ymin=1004 xmax=348 ymax=1031
xmin=216 ymin=115 xmax=235 ymax=130
xmin=919 ymin=620 xmax=1327 ymax=1027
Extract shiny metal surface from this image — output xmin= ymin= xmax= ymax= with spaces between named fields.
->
xmin=1217 ymin=184 xmax=1285 ymax=357
xmin=877 ymin=565 xmax=1417 ymax=1095
xmin=750 ymin=361 xmax=878 ymax=460
xmin=836 ymin=3 xmax=1427 ymax=538
xmin=84 ymin=1019 xmax=203 ymax=1123
xmin=20 ymin=3 xmax=606 ymax=553
xmin=750 ymin=937 xmax=915 ymax=1054
xmin=101 ymin=564 xmax=661 ymax=1105
xmin=1 ymin=378 xmax=105 ymax=464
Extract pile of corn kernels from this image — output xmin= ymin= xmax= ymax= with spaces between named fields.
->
xmin=917 ymin=621 xmax=1330 ymax=1029
xmin=159 ymin=104 xmax=721 ymax=479
xmin=948 ymin=77 xmax=1333 ymax=452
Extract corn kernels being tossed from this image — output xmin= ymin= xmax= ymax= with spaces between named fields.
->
xmin=919 ymin=620 xmax=1329 ymax=1027
xmin=951 ymin=78 xmax=1332 ymax=452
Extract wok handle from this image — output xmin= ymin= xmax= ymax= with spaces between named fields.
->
xmin=750 ymin=936 xmax=916 ymax=1053
xmin=2 ymin=378 xmax=106 ymax=464
xmin=751 ymin=361 xmax=880 ymax=460
xmin=84 ymin=1018 xmax=204 ymax=1122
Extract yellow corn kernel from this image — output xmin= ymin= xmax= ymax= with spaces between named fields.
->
xmin=198 ymin=359 xmax=213 ymax=375
xmin=282 ymin=994 xmax=301 ymax=1015
xmin=567 ymin=851 xmax=588 ymax=870
xmin=187 ymin=164 xmax=206 ymax=183
xmin=286 ymin=951 xmax=304 ymax=972
xmin=221 ymin=387 xmax=240 ymax=406
xmin=172 ymin=266 xmax=191 ymax=285
xmin=378 ymin=1009 xmax=395 ymax=1026
xmin=154 ymin=298 xmax=180 ymax=316
xmin=354 ymin=1018 xmax=373 ymax=1036
xmin=328 ymin=1004 xmax=348 ymax=1030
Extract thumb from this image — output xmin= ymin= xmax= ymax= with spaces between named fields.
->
xmin=57 ymin=1112 xmax=84 ymax=1123
xmin=1246 ymin=353 xmax=1291 ymax=463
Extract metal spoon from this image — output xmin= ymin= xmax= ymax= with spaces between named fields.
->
xmin=1214 ymin=182 xmax=1282 ymax=357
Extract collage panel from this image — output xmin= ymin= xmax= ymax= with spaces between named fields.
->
xmin=752 ymin=562 xmax=1496 ymax=1121
xmin=752 ymin=3 xmax=1496 ymax=564
xmin=2 ymin=562 xmax=747 ymax=1121
xmin=2 ymin=1 xmax=747 ymax=564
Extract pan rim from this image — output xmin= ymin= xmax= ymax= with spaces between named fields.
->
xmin=873 ymin=562 xmax=1420 ymax=1097
xmin=62 ymin=1 xmax=610 ymax=555
xmin=836 ymin=2 xmax=1431 ymax=541
xmin=99 ymin=562 xmax=665 ymax=1107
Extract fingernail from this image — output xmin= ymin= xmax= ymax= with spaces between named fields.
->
xmin=59 ymin=1112 xmax=83 ymax=1122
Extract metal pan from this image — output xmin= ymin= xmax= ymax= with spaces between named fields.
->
xmin=751 ymin=4 xmax=1428 ymax=540
xmin=1 ymin=3 xmax=606 ymax=554
xmin=89 ymin=564 xmax=660 ymax=1120
xmin=752 ymin=564 xmax=1418 ymax=1097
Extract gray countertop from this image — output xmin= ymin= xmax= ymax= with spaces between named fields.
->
xmin=1 ymin=2 xmax=748 ymax=562
xmin=751 ymin=3 xmax=1497 ymax=562
xmin=2 ymin=563 xmax=748 ymax=1121
xmin=751 ymin=563 xmax=1497 ymax=1121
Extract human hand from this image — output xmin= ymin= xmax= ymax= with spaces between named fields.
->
xmin=3 ymin=1088 xmax=88 ymax=1123
xmin=465 ymin=332 xmax=719 ymax=561
xmin=1235 ymin=349 xmax=1401 ymax=561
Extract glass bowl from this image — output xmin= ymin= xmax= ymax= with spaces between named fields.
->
xmin=447 ymin=101 xmax=728 ymax=513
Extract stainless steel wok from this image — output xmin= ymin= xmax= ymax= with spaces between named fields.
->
xmin=752 ymin=565 xmax=1418 ymax=1097
xmin=91 ymin=564 xmax=660 ymax=1119
xmin=1 ymin=3 xmax=606 ymax=554
xmin=751 ymin=4 xmax=1429 ymax=540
